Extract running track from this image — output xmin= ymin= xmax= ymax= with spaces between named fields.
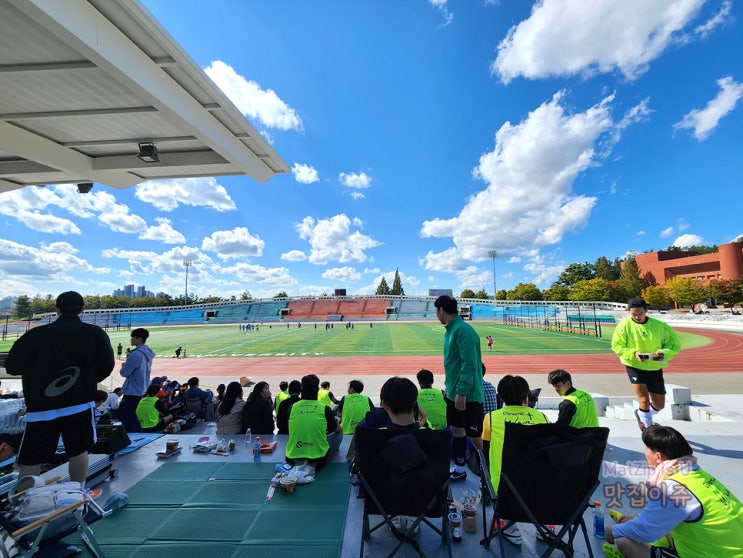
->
xmin=152 ymin=327 xmax=743 ymax=379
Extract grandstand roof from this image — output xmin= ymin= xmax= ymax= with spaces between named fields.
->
xmin=0 ymin=0 xmax=289 ymax=194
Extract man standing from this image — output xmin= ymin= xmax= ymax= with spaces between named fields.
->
xmin=611 ymin=297 xmax=681 ymax=431
xmin=117 ymin=342 xmax=123 ymax=360
xmin=119 ymin=327 xmax=155 ymax=432
xmin=546 ymin=369 xmax=599 ymax=428
xmin=434 ymin=295 xmax=484 ymax=481
xmin=5 ymin=291 xmax=114 ymax=484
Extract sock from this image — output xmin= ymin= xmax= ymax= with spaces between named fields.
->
xmin=650 ymin=405 xmax=660 ymax=415
xmin=638 ymin=408 xmax=653 ymax=428
xmin=453 ymin=436 xmax=467 ymax=469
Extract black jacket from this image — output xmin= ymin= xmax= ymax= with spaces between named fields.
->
xmin=5 ymin=315 xmax=115 ymax=413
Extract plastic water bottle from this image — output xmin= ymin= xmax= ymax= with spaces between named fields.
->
xmin=253 ymin=436 xmax=261 ymax=461
xmin=245 ymin=428 xmax=251 ymax=446
xmin=593 ymin=500 xmax=605 ymax=538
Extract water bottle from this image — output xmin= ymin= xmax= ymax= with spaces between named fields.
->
xmin=245 ymin=428 xmax=251 ymax=446
xmin=253 ymin=436 xmax=261 ymax=461
xmin=593 ymin=500 xmax=605 ymax=538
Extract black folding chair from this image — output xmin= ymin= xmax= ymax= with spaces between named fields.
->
xmin=355 ymin=426 xmax=453 ymax=558
xmin=479 ymin=423 xmax=609 ymax=558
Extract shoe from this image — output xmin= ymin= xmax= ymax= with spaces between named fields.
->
xmin=536 ymin=524 xmax=556 ymax=542
xmin=449 ymin=469 xmax=467 ymax=481
xmin=490 ymin=518 xmax=522 ymax=545
xmin=85 ymin=488 xmax=102 ymax=500
xmin=602 ymin=542 xmax=623 ymax=558
xmin=634 ymin=409 xmax=647 ymax=431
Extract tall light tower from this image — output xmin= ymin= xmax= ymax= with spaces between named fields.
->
xmin=183 ymin=260 xmax=192 ymax=306
xmin=488 ymin=250 xmax=498 ymax=300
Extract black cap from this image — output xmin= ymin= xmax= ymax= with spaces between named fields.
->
xmin=627 ymin=297 xmax=647 ymax=309
xmin=56 ymin=291 xmax=84 ymax=315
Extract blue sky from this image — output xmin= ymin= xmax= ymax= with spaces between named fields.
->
xmin=2 ymin=0 xmax=742 ymax=301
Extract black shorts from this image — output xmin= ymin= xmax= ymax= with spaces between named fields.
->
xmin=625 ymin=366 xmax=666 ymax=395
xmin=445 ymin=398 xmax=484 ymax=438
xmin=17 ymin=408 xmax=96 ymax=465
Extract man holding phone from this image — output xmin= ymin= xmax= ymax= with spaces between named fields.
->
xmin=611 ymin=297 xmax=681 ymax=431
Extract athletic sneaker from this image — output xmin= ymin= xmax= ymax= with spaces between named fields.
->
xmin=602 ymin=542 xmax=623 ymax=558
xmin=634 ymin=409 xmax=647 ymax=431
xmin=490 ymin=518 xmax=522 ymax=545
xmin=449 ymin=469 xmax=467 ymax=481
xmin=535 ymin=524 xmax=556 ymax=542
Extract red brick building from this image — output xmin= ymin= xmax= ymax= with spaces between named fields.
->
xmin=634 ymin=242 xmax=743 ymax=285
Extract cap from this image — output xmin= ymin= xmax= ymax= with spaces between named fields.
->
xmin=627 ymin=297 xmax=647 ymax=309
xmin=55 ymin=291 xmax=84 ymax=315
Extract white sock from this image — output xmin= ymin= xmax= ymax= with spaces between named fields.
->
xmin=638 ymin=408 xmax=653 ymax=427
xmin=649 ymin=406 xmax=660 ymax=416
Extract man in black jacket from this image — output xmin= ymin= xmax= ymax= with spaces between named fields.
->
xmin=6 ymin=291 xmax=115 ymax=484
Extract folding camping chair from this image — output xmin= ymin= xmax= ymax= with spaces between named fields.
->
xmin=0 ymin=476 xmax=108 ymax=558
xmin=355 ymin=426 xmax=453 ymax=558
xmin=479 ymin=423 xmax=609 ymax=558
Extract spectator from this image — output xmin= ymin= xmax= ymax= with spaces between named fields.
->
xmin=380 ymin=376 xmax=422 ymax=430
xmin=604 ymin=425 xmax=743 ymax=557
xmin=547 ymin=369 xmax=599 ymax=428
xmin=94 ymin=390 xmax=110 ymax=424
xmin=100 ymin=387 xmax=121 ymax=420
xmin=415 ymin=369 xmax=447 ymax=429
xmin=482 ymin=375 xmax=549 ymax=546
xmin=119 ymin=328 xmax=155 ymax=432
xmin=285 ymin=374 xmax=342 ymax=472
xmin=277 ymin=380 xmax=301 ymax=435
xmin=274 ymin=381 xmax=290 ymax=413
xmin=184 ymin=376 xmax=214 ymax=421
xmin=136 ymin=384 xmax=173 ymax=432
xmin=5 ymin=291 xmax=115 ymax=484
xmin=337 ymin=380 xmax=374 ymax=435
xmin=482 ymin=363 xmax=498 ymax=414
xmin=216 ymin=381 xmax=245 ymax=436
xmin=318 ymin=381 xmax=340 ymax=408
xmin=241 ymin=381 xmax=274 ymax=435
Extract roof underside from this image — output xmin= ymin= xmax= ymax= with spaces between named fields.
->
xmin=0 ymin=0 xmax=289 ymax=193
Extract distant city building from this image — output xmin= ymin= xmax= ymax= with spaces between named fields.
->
xmin=428 ymin=289 xmax=453 ymax=297
xmin=634 ymin=242 xmax=743 ymax=285
xmin=113 ymin=284 xmax=154 ymax=299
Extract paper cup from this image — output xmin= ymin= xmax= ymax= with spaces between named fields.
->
xmin=279 ymin=476 xmax=297 ymax=494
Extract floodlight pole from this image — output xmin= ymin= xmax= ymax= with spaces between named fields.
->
xmin=183 ymin=260 xmax=192 ymax=306
xmin=488 ymin=250 xmax=497 ymax=300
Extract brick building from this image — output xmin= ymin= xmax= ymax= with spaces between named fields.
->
xmin=634 ymin=242 xmax=743 ymax=285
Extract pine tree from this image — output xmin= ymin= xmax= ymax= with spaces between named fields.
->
xmin=391 ymin=269 xmax=404 ymax=295
xmin=375 ymin=276 xmax=391 ymax=295
xmin=618 ymin=257 xmax=648 ymax=299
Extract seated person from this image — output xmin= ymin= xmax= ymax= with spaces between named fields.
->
xmin=216 ymin=381 xmax=246 ymax=436
xmin=604 ymin=425 xmax=743 ymax=558
xmin=482 ymin=375 xmax=549 ymax=546
xmin=276 ymin=380 xmax=301 ymax=435
xmin=415 ymin=369 xmax=447 ymax=429
xmin=337 ymin=380 xmax=374 ymax=435
xmin=319 ymin=381 xmax=341 ymax=408
xmin=274 ymin=381 xmax=290 ymax=413
xmin=286 ymin=374 xmax=342 ymax=472
xmin=94 ymin=390 xmax=111 ymax=424
xmin=184 ymin=376 xmax=214 ymax=421
xmin=546 ymin=368 xmax=599 ymax=428
xmin=241 ymin=381 xmax=275 ymax=435
xmin=136 ymin=384 xmax=174 ymax=432
xmin=379 ymin=376 xmax=424 ymax=430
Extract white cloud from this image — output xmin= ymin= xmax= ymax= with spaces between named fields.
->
xmin=292 ymin=163 xmax=320 ymax=184
xmin=691 ymin=0 xmax=731 ymax=40
xmin=139 ymin=218 xmax=186 ymax=244
xmin=672 ymin=233 xmax=704 ymax=247
xmin=428 ymin=0 xmax=453 ymax=27
xmin=135 ymin=177 xmax=236 ymax=212
xmin=296 ymin=214 xmax=381 ymax=265
xmin=673 ymin=76 xmax=743 ymax=140
xmin=0 ymin=238 xmax=103 ymax=278
xmin=281 ymin=250 xmax=307 ymax=262
xmin=659 ymin=226 xmax=674 ymax=238
xmin=339 ymin=171 xmax=372 ymax=189
xmin=214 ymin=261 xmax=296 ymax=287
xmin=350 ymin=192 xmax=365 ymax=200
xmin=201 ymin=227 xmax=265 ymax=259
xmin=493 ymin=0 xmax=707 ymax=83
xmin=205 ymin=60 xmax=303 ymax=131
xmin=421 ymin=92 xmax=628 ymax=274
xmin=322 ymin=266 xmax=362 ymax=282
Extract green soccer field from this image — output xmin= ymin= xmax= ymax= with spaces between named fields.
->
xmin=93 ymin=322 xmax=706 ymax=358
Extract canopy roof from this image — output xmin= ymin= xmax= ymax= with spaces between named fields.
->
xmin=0 ymin=0 xmax=289 ymax=193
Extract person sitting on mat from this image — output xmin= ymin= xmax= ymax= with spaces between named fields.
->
xmin=135 ymin=384 xmax=174 ymax=433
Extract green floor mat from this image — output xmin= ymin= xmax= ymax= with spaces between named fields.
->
xmin=141 ymin=461 xmax=224 ymax=481
xmin=232 ymin=546 xmax=340 ymax=558
xmin=186 ymin=480 xmax=268 ymax=506
xmin=151 ymin=508 xmax=257 ymax=542
xmin=125 ymin=479 xmax=204 ymax=505
xmin=246 ymin=508 xmax=347 ymax=542
xmin=215 ymin=461 xmax=280 ymax=479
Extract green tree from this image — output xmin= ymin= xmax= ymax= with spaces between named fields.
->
xmin=375 ymin=276 xmax=391 ymax=295
xmin=709 ymin=278 xmax=743 ymax=306
xmin=568 ymin=278 xmax=615 ymax=301
xmin=495 ymin=289 xmax=507 ymax=301
xmin=554 ymin=262 xmax=595 ymax=287
xmin=594 ymin=256 xmax=621 ymax=281
xmin=13 ymin=295 xmax=31 ymax=319
xmin=391 ymin=269 xmax=405 ymax=296
xmin=507 ymin=283 xmax=543 ymax=301
xmin=460 ymin=289 xmax=476 ymax=299
xmin=618 ymin=257 xmax=648 ymax=299
xmin=642 ymin=285 xmax=673 ymax=309
xmin=474 ymin=288 xmax=489 ymax=299
xmin=273 ymin=291 xmax=289 ymax=299
xmin=664 ymin=277 xmax=706 ymax=307
xmin=240 ymin=290 xmax=253 ymax=301
xmin=542 ymin=285 xmax=571 ymax=301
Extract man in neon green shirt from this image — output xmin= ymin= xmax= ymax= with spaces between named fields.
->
xmin=546 ymin=369 xmax=599 ymax=428
xmin=415 ymin=369 xmax=447 ymax=429
xmin=611 ymin=297 xmax=681 ymax=430
xmin=337 ymin=380 xmax=374 ymax=435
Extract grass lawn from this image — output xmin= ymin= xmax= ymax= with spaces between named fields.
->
xmin=1 ymin=322 xmax=709 ymax=357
